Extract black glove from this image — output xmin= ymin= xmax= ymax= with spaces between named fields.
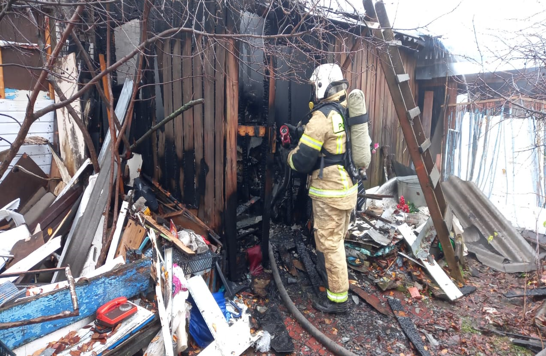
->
xmin=279 ymin=146 xmax=290 ymax=165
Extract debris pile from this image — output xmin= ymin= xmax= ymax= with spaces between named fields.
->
xmin=267 ymin=176 xmax=545 ymax=355
xmin=0 ymin=152 xmax=266 ymax=355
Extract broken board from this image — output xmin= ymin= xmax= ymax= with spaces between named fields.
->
xmin=397 ymin=223 xmax=462 ymax=301
xmin=188 ymin=275 xmax=261 ymax=356
xmin=366 ymin=228 xmax=392 ymax=246
xmin=116 ymin=219 xmax=146 ymax=259
xmin=388 ymin=298 xmax=431 ymax=356
xmin=349 ymin=284 xmax=390 ymax=316
xmin=0 ymin=259 xmax=151 ymax=349
xmin=143 ymin=214 xmax=194 ymax=255
xmin=505 ymin=288 xmax=546 ymax=298
xmin=5 ymin=231 xmax=44 ymax=269
xmin=106 ymin=199 xmax=130 ymax=263
xmin=0 ymin=236 xmax=61 ymax=285
xmin=420 ymin=258 xmax=462 ymax=301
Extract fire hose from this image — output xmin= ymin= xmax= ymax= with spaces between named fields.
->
xmin=269 ymin=243 xmax=359 ymax=356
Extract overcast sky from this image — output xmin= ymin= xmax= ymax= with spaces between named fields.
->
xmin=379 ymin=0 xmax=546 ymax=70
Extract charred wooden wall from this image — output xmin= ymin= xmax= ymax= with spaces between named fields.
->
xmin=133 ymin=3 xmax=238 ymax=238
xmin=333 ymin=35 xmax=418 ymax=188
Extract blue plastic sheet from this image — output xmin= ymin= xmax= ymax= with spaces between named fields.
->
xmin=189 ymin=291 xmax=229 ymax=348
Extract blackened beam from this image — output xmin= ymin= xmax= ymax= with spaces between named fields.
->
xmin=261 ymin=57 xmax=276 ymax=268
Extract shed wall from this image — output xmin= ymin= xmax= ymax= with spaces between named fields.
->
xmin=334 ymin=35 xmax=417 ymax=188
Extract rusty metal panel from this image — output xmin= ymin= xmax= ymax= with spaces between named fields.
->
xmin=443 ymin=175 xmax=537 ymax=272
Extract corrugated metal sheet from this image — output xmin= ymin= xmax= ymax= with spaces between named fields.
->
xmin=0 ymin=93 xmax=54 ymax=181
xmin=443 ymin=175 xmax=537 ymax=272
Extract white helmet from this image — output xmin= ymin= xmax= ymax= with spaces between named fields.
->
xmin=309 ymin=63 xmax=348 ymax=101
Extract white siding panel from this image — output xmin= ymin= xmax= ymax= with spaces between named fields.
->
xmin=0 ymin=97 xmax=55 ymax=181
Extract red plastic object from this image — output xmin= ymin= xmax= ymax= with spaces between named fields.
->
xmin=247 ymin=245 xmax=263 ymax=276
xmin=408 ymin=287 xmax=422 ymax=300
xmin=170 ymin=219 xmax=178 ymax=238
xmin=96 ymin=297 xmax=137 ymax=327
xmin=279 ymin=125 xmax=291 ymax=147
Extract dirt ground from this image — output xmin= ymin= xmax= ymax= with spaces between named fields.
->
xmin=242 ymin=252 xmax=540 ymax=356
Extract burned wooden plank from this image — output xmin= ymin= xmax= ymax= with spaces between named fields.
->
xmin=505 ymin=288 xmax=546 ymax=298
xmin=293 ymin=235 xmax=322 ymax=297
xmin=214 ymin=43 xmax=226 ymax=231
xmin=349 ymin=284 xmax=390 ymax=316
xmin=362 ymin=210 xmax=392 ymax=224
xmin=388 ymin=297 xmax=431 ymax=356
xmin=261 ymin=57 xmax=275 ymax=268
xmin=182 ymin=34 xmax=196 ymax=207
xmin=236 ymin=196 xmax=260 ymax=216
xmin=203 ymin=45 xmax=215 ymax=227
xmin=142 ymin=214 xmax=194 ymax=255
xmin=155 ymin=42 xmax=166 ymax=182
xmin=236 ymin=216 xmax=262 ymax=230
xmin=172 ymin=39 xmax=184 ymax=200
xmin=193 ymin=36 xmax=205 ymax=217
xmin=162 ymin=39 xmax=176 ymax=194
xmin=225 ymin=33 xmax=239 ymax=279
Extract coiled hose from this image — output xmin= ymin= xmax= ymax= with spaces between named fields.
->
xmin=268 ymin=244 xmax=359 ymax=356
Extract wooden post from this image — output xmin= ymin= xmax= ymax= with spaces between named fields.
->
xmin=182 ymin=34 xmax=194 ymax=205
xmin=45 ymin=18 xmax=55 ymax=100
xmin=261 ymin=56 xmax=275 ymax=268
xmin=0 ymin=48 xmax=4 ymax=99
xmin=172 ymin=39 xmax=184 ymax=197
xmin=225 ymin=37 xmax=238 ymax=280
xmin=99 ymin=54 xmax=110 ymax=119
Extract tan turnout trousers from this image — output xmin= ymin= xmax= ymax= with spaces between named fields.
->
xmin=312 ymin=199 xmax=352 ymax=302
xmin=288 ymin=91 xmax=357 ymax=303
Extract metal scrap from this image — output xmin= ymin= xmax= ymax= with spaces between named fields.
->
xmin=443 ymin=175 xmax=536 ymax=272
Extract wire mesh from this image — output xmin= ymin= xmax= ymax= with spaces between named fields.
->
xmin=0 ymin=340 xmax=14 ymax=356
xmin=172 ymin=248 xmax=221 ymax=276
xmin=0 ymin=282 xmax=26 ymax=308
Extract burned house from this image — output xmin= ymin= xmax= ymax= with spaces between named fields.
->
xmin=1 ymin=0 xmax=545 ymax=355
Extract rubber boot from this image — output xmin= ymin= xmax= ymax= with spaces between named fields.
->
xmin=312 ymin=298 xmax=349 ymax=314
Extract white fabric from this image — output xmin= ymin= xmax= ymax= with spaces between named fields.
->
xmin=178 ymin=230 xmax=209 ymax=254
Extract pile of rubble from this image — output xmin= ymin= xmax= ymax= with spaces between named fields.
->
xmin=265 ymin=177 xmax=545 ymax=355
xmin=0 ymin=152 xmax=265 ymax=356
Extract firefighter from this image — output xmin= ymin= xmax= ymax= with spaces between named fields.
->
xmin=287 ymin=63 xmax=370 ymax=313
